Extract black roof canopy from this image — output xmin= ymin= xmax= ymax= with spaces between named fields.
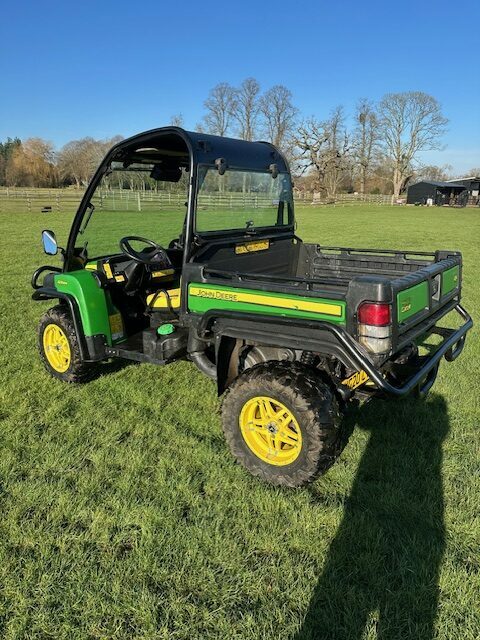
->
xmin=107 ymin=127 xmax=289 ymax=174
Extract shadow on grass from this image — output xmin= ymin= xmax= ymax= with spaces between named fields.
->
xmin=294 ymin=394 xmax=449 ymax=640
xmin=95 ymin=357 xmax=140 ymax=379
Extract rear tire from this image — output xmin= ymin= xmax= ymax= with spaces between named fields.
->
xmin=38 ymin=305 xmax=97 ymax=383
xmin=221 ymin=361 xmax=346 ymax=487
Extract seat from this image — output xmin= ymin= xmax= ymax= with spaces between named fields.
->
xmin=146 ymin=288 xmax=181 ymax=310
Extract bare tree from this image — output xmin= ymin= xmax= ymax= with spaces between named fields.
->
xmin=353 ymin=99 xmax=380 ymax=194
xmin=323 ymin=107 xmax=351 ymax=198
xmin=414 ymin=164 xmax=453 ymax=183
xmin=57 ymin=138 xmax=95 ymax=188
xmin=378 ymin=91 xmax=448 ymax=198
xmin=294 ymin=118 xmax=327 ymax=191
xmin=58 ymin=136 xmax=122 ymax=187
xmin=170 ymin=113 xmax=184 ymax=127
xmin=232 ymin=77 xmax=260 ymax=141
xmin=259 ymin=85 xmax=298 ymax=150
xmin=26 ymin=137 xmax=56 ymax=163
xmin=202 ymin=83 xmax=236 ymax=136
xmin=294 ymin=107 xmax=350 ymax=199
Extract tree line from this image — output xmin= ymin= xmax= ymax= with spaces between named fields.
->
xmin=1 ymin=79 xmax=474 ymax=197
xmin=0 ymin=136 xmax=122 ymax=191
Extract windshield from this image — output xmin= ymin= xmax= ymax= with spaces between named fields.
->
xmin=75 ymin=163 xmax=188 ymax=259
xmin=195 ymin=168 xmax=293 ymax=234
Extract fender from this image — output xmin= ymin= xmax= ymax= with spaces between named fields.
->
xmin=32 ymin=276 xmax=111 ymax=362
xmin=211 ymin=314 xmax=360 ymax=396
xmin=32 ymin=287 xmax=90 ymax=360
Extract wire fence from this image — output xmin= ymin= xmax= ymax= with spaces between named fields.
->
xmin=0 ymin=186 xmax=397 ymax=215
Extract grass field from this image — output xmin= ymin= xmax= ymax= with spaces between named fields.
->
xmin=0 ymin=202 xmax=479 ymax=639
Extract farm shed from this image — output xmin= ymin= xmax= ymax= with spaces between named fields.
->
xmin=446 ymin=176 xmax=480 ymax=204
xmin=406 ymin=180 xmax=467 ymax=206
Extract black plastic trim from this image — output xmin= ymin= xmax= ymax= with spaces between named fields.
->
xmin=196 ymin=305 xmax=472 ymax=397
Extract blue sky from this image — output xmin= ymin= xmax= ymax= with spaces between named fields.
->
xmin=1 ymin=0 xmax=478 ymax=175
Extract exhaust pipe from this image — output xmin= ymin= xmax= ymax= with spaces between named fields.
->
xmin=189 ymin=350 xmax=217 ymax=379
xmin=188 ymin=333 xmax=216 ymax=379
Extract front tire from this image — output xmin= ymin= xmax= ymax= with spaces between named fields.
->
xmin=221 ymin=361 xmax=345 ymax=487
xmin=38 ymin=305 xmax=96 ymax=383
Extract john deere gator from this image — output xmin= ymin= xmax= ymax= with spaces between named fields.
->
xmin=32 ymin=128 xmax=472 ymax=487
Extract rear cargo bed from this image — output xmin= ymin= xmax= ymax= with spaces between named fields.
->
xmin=202 ymin=242 xmax=458 ymax=300
xmin=196 ymin=242 xmax=462 ymax=353
xmin=298 ymin=243 xmax=437 ymax=282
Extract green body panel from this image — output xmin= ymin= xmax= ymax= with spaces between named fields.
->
xmin=397 ymin=281 xmax=429 ymax=323
xmin=442 ymin=265 xmax=460 ymax=296
xmin=54 ymin=271 xmax=112 ymax=343
xmin=187 ymin=282 xmax=346 ymax=324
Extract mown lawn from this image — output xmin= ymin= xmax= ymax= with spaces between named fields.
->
xmin=0 ymin=202 xmax=478 ymax=639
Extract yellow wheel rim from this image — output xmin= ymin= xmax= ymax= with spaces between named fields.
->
xmin=239 ymin=396 xmax=302 ymax=466
xmin=43 ymin=323 xmax=71 ymax=373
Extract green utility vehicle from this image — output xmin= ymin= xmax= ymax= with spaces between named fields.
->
xmin=32 ymin=128 xmax=472 ymax=487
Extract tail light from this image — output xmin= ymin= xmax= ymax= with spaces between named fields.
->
xmin=357 ymin=302 xmax=392 ymax=355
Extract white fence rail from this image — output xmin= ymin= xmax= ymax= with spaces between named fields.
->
xmin=295 ymin=191 xmax=394 ymax=205
xmin=0 ymin=187 xmax=395 ymax=214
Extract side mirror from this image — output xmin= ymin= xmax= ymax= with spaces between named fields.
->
xmin=42 ymin=229 xmax=58 ymax=255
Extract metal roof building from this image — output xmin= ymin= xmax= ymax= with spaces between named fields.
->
xmin=406 ymin=180 xmax=468 ymax=206
xmin=446 ymin=176 xmax=480 ymax=202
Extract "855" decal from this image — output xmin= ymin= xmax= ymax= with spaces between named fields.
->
xmin=342 ymin=370 xmax=369 ymax=390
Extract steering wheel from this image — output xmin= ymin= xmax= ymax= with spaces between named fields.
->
xmin=119 ymin=236 xmax=170 ymax=265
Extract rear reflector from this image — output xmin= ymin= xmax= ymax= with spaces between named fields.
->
xmin=357 ymin=302 xmax=391 ymax=327
xmin=358 ymin=324 xmax=392 ymax=354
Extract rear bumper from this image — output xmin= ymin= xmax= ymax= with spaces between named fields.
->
xmin=196 ymin=303 xmax=472 ymax=399
xmin=341 ymin=304 xmax=472 ymax=397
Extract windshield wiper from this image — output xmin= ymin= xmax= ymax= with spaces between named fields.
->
xmin=245 ymin=220 xmax=257 ymax=235
xmin=79 ymin=203 xmax=95 ymax=235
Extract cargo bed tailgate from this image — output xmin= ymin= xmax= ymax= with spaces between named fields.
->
xmin=392 ymin=252 xmax=462 ymax=349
